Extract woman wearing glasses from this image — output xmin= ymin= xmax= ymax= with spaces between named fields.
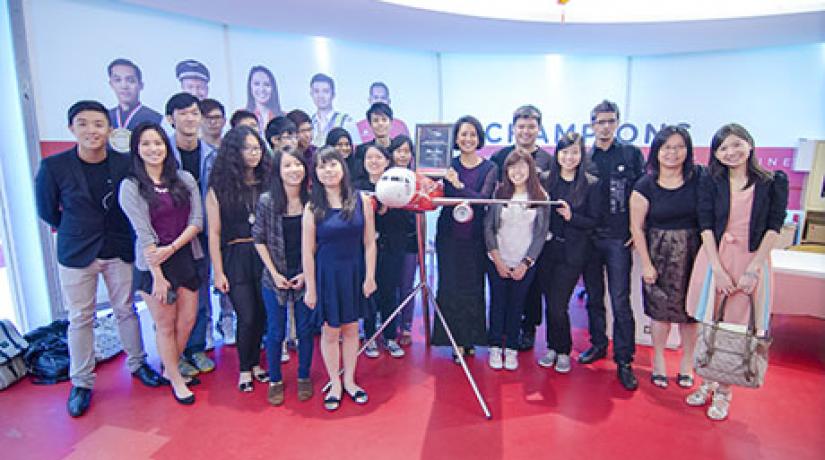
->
xmin=207 ymin=126 xmax=273 ymax=392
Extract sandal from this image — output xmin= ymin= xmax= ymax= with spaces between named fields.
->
xmin=345 ymin=386 xmax=368 ymax=405
xmin=253 ymin=368 xmax=270 ymax=383
xmin=707 ymin=390 xmax=731 ymax=421
xmin=676 ymin=373 xmax=694 ymax=388
xmin=650 ymin=374 xmax=668 ymax=389
xmin=686 ymin=382 xmax=717 ymax=406
xmin=323 ymin=389 xmax=341 ymax=411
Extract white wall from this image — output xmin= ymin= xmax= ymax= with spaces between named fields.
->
xmin=24 ymin=0 xmax=439 ymax=141
xmin=628 ymin=44 xmax=825 ymax=147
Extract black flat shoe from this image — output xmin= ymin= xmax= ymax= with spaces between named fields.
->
xmin=253 ymin=369 xmax=270 ymax=383
xmin=171 ymin=386 xmax=195 ymax=405
xmin=184 ymin=376 xmax=201 ymax=387
xmin=345 ymin=386 xmax=368 ymax=405
xmin=324 ymin=390 xmax=341 ymax=411
xmin=651 ymin=374 xmax=668 ymax=389
xmin=67 ymin=386 xmax=92 ymax=417
xmin=618 ymin=363 xmax=639 ymax=391
xmin=238 ymin=380 xmax=254 ymax=393
xmin=676 ymin=373 xmax=694 ymax=388
xmin=578 ymin=346 xmax=607 ymax=365
xmin=132 ymin=363 xmax=165 ymax=387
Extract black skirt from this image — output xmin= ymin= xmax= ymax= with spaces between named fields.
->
xmin=642 ymin=227 xmax=700 ymax=323
xmin=133 ymin=244 xmax=201 ymax=295
xmin=431 ymin=234 xmax=488 ymax=347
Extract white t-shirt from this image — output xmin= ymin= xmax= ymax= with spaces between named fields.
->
xmin=496 ymin=192 xmax=537 ymax=268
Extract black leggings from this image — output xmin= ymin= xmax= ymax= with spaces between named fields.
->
xmin=539 ymin=246 xmax=584 ymax=355
xmin=224 ymin=242 xmax=266 ymax=372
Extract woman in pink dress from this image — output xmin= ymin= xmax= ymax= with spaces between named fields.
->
xmin=684 ymin=123 xmax=788 ymax=421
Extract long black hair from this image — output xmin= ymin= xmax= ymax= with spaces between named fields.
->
xmin=128 ymin=122 xmax=189 ymax=207
xmin=647 ymin=125 xmax=695 ymax=181
xmin=310 ymin=146 xmax=357 ymax=224
xmin=545 ymin=131 xmax=592 ymax=207
xmin=268 ymin=146 xmax=310 ymax=215
xmin=708 ymin=123 xmax=772 ymax=188
xmin=209 ymin=125 xmax=272 ymax=209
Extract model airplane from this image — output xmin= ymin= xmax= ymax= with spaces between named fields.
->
xmin=374 ymin=167 xmax=561 ymax=223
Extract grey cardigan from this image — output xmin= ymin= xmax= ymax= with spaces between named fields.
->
xmin=483 ymin=201 xmax=550 ymax=264
xmin=119 ymin=171 xmax=204 ymax=271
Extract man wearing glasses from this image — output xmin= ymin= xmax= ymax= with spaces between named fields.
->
xmin=35 ymin=101 xmax=165 ymax=418
xmin=166 ymin=93 xmax=218 ymax=377
xmin=579 ymin=100 xmax=645 ymax=391
xmin=199 ymin=98 xmax=226 ymax=150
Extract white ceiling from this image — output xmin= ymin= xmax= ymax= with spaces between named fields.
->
xmin=122 ymin=0 xmax=825 ymax=55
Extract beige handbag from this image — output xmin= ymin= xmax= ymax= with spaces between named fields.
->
xmin=694 ymin=294 xmax=772 ymax=388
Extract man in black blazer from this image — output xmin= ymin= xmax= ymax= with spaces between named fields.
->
xmin=35 ymin=101 xmax=164 ymax=418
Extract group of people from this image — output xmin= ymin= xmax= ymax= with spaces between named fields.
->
xmin=35 ymin=93 xmax=787 ymax=421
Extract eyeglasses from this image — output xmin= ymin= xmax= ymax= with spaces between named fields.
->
xmin=243 ymin=145 xmax=263 ymax=154
xmin=204 ymin=115 xmax=224 ymax=122
xmin=594 ymin=119 xmax=618 ymax=127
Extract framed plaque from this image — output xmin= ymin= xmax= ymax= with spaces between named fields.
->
xmin=415 ymin=123 xmax=454 ymax=177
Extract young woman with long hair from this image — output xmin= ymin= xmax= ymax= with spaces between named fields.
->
xmin=253 ymin=147 xmax=313 ymax=406
xmin=119 ymin=122 xmax=204 ymax=404
xmin=207 ymin=125 xmax=273 ymax=393
xmin=684 ymin=123 xmax=788 ymax=421
xmin=303 ymin=147 xmax=377 ymax=411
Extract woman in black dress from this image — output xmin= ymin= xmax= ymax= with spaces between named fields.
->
xmin=432 ymin=116 xmax=497 ymax=362
xmin=629 ymin=125 xmax=702 ymax=389
xmin=207 ymin=126 xmax=272 ymax=392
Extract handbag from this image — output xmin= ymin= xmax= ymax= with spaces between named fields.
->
xmin=0 ymin=319 xmax=28 ymax=390
xmin=694 ymin=293 xmax=771 ymax=388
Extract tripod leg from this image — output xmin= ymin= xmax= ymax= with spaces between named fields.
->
xmin=425 ymin=284 xmax=493 ymax=420
xmin=322 ymin=283 xmax=423 ymax=393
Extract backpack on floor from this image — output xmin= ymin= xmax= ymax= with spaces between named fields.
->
xmin=24 ymin=320 xmax=70 ymax=385
xmin=0 ymin=319 xmax=29 ymax=390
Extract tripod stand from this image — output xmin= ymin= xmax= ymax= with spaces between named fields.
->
xmin=323 ymin=212 xmax=492 ymax=419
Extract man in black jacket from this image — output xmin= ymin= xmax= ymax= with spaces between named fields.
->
xmin=579 ymin=100 xmax=645 ymax=391
xmin=35 ymin=101 xmax=164 ymax=418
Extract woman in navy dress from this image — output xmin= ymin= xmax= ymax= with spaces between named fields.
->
xmin=303 ymin=146 xmax=377 ymax=411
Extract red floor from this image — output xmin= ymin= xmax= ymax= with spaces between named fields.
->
xmin=2 ymin=303 xmax=824 ymax=460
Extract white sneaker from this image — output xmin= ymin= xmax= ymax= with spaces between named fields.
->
xmin=504 ymin=348 xmax=518 ymax=371
xmin=488 ymin=347 xmax=503 ymax=370
xmin=364 ymin=341 xmax=380 ymax=358
xmin=386 ymin=340 xmax=405 ymax=358
xmin=686 ymin=382 xmax=718 ymax=406
xmin=281 ymin=341 xmax=290 ymax=363
xmin=554 ymin=354 xmax=571 ymax=373
xmin=220 ymin=315 xmax=236 ymax=346
xmin=537 ymin=349 xmax=557 ymax=368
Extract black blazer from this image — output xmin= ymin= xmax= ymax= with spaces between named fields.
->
xmin=697 ymin=170 xmax=788 ymax=253
xmin=35 ymin=147 xmax=134 ymax=268
xmin=544 ymin=174 xmax=602 ymax=267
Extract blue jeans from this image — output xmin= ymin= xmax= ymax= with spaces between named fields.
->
xmin=262 ymin=287 xmax=313 ymax=381
xmin=582 ymin=238 xmax=635 ymax=364
xmin=184 ymin=254 xmax=210 ymax=356
xmin=487 ymin=262 xmax=536 ymax=350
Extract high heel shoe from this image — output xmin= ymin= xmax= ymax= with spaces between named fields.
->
xmin=171 ymin=386 xmax=195 ymax=405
